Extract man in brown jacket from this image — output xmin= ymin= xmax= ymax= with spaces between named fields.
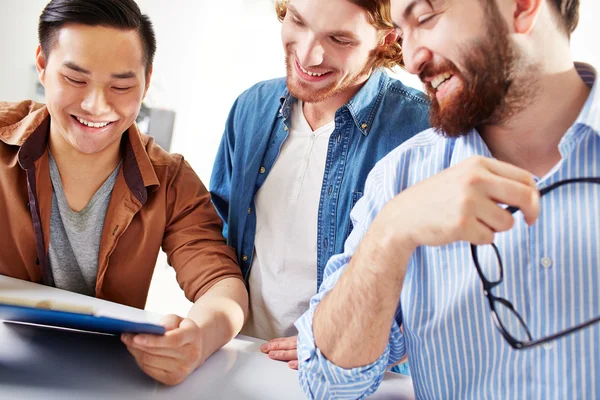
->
xmin=0 ymin=0 xmax=248 ymax=386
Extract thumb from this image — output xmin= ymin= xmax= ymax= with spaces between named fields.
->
xmin=160 ymin=314 xmax=184 ymax=332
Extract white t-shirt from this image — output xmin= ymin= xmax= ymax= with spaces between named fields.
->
xmin=242 ymin=100 xmax=335 ymax=340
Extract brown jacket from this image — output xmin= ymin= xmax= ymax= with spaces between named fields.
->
xmin=0 ymin=101 xmax=242 ymax=309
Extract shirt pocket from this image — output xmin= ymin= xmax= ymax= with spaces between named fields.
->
xmin=346 ymin=191 xmax=363 ymax=239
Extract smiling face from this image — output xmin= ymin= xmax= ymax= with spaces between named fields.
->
xmin=37 ymin=23 xmax=150 ymax=155
xmin=391 ymin=0 xmax=532 ymax=136
xmin=281 ymin=0 xmax=383 ymax=104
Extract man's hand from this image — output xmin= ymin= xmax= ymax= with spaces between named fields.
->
xmin=260 ymin=335 xmax=298 ymax=369
xmin=121 ymin=314 xmax=206 ymax=386
xmin=374 ymin=156 xmax=540 ymax=252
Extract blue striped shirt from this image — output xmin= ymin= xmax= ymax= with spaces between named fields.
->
xmin=295 ymin=63 xmax=600 ymax=400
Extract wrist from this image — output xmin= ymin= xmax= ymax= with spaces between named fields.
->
xmin=370 ymin=209 xmax=418 ymax=258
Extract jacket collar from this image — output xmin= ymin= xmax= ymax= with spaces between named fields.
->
xmin=1 ymin=102 xmax=159 ymax=205
xmin=278 ymin=69 xmax=390 ymax=136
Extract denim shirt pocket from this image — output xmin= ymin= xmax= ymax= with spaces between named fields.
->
xmin=346 ymin=191 xmax=364 ymax=238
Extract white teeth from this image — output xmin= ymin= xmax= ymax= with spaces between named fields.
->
xmin=432 ymin=72 xmax=452 ymax=90
xmin=299 ymin=64 xmax=326 ymax=77
xmin=76 ymin=117 xmax=111 ymax=128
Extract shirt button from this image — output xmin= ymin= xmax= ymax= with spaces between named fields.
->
xmin=242 ymin=254 xmax=248 ymax=262
xmin=540 ymin=257 xmax=553 ymax=269
xmin=248 ymin=208 xmax=252 ymax=215
xmin=361 ymin=123 xmax=368 ymax=130
xmin=284 ymin=125 xmax=289 ymax=131
xmin=259 ymin=166 xmax=266 ymax=174
xmin=543 ymin=342 xmax=554 ymax=351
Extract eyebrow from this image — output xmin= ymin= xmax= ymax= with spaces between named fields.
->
xmin=63 ymin=61 xmax=137 ymax=79
xmin=287 ymin=5 xmax=359 ymax=41
xmin=286 ymin=5 xmax=305 ymax=24
xmin=393 ymin=0 xmax=430 ymax=29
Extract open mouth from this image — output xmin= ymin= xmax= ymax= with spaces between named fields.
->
xmin=295 ymin=59 xmax=333 ymax=81
xmin=431 ymin=72 xmax=453 ymax=92
xmin=71 ymin=115 xmax=115 ymax=129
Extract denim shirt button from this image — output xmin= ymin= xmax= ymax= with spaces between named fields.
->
xmin=259 ymin=166 xmax=266 ymax=174
xmin=242 ymin=254 xmax=248 ymax=262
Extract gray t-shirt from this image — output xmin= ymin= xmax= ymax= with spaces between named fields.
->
xmin=48 ymin=153 xmax=121 ymax=296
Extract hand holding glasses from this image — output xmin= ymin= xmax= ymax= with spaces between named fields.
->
xmin=471 ymin=177 xmax=600 ymax=349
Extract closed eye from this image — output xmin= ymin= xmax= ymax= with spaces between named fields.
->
xmin=417 ymin=13 xmax=438 ymax=26
xmin=331 ymin=36 xmax=353 ymax=46
xmin=65 ymin=76 xmax=85 ymax=85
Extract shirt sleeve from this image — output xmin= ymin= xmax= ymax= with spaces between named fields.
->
xmin=209 ymin=97 xmax=240 ymax=240
xmin=162 ymin=157 xmax=243 ymax=303
xmin=294 ymin=153 xmax=408 ymax=400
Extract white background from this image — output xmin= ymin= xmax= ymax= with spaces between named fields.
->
xmin=0 ymin=0 xmax=597 ymax=315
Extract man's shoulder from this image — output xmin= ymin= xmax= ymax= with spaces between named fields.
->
xmin=139 ymin=132 xmax=185 ymax=173
xmin=371 ymin=128 xmax=455 ymax=184
xmin=0 ymin=101 xmax=47 ymax=145
xmin=236 ymin=77 xmax=287 ymax=105
xmin=384 ymin=76 xmax=430 ymax=108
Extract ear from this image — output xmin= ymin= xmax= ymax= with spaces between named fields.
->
xmin=381 ymin=28 xmax=398 ymax=47
xmin=35 ymin=45 xmax=47 ymax=86
xmin=512 ymin=0 xmax=543 ymax=35
xmin=143 ymin=65 xmax=153 ymax=99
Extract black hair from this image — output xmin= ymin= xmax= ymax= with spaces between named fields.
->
xmin=38 ymin=0 xmax=156 ymax=72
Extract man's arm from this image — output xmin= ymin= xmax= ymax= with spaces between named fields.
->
xmin=122 ymin=156 xmax=248 ymax=386
xmin=314 ymin=220 xmax=412 ymax=368
xmin=187 ymin=276 xmax=247 ymax=362
xmin=297 ymin=156 xmax=540 ymax=399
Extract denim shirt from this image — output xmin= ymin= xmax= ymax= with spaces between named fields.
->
xmin=210 ymin=69 xmax=430 ymax=288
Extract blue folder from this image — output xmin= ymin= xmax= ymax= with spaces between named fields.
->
xmin=0 ymin=302 xmax=166 ymax=336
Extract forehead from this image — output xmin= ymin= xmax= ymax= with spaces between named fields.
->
xmin=48 ymin=24 xmax=145 ymax=74
xmin=288 ymin=0 xmax=376 ymax=35
xmin=390 ymin=0 xmax=444 ymax=23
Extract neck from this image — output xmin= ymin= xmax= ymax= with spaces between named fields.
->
xmin=480 ymin=64 xmax=590 ymax=178
xmin=48 ymin=129 xmax=121 ymax=184
xmin=302 ymin=74 xmax=370 ymax=131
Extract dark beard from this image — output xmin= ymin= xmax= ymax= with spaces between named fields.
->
xmin=423 ymin=1 xmax=534 ymax=138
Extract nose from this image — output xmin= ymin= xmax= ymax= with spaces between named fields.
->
xmin=296 ymin=35 xmax=324 ymax=67
xmin=80 ymin=87 xmax=111 ymax=116
xmin=402 ymin=35 xmax=432 ymax=76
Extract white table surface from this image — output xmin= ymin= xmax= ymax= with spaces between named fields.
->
xmin=0 ymin=275 xmax=415 ymax=399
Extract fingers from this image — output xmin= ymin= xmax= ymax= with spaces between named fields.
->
xmin=260 ymin=335 xmax=297 ymax=353
xmin=288 ymin=360 xmax=299 ymax=370
xmin=477 ymin=157 xmax=536 ymax=187
xmin=268 ymin=349 xmax=297 ymax=362
xmin=478 ymin=158 xmax=540 ymax=225
xmin=122 ymin=334 xmax=184 ymax=358
xmin=131 ymin=318 xmax=198 ymax=349
xmin=127 ymin=345 xmax=183 ymax=371
xmin=121 ymin=318 xmax=205 ymax=387
xmin=474 ymin=198 xmax=515 ymax=233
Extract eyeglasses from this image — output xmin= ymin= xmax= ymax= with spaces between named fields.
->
xmin=471 ymin=177 xmax=600 ymax=349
